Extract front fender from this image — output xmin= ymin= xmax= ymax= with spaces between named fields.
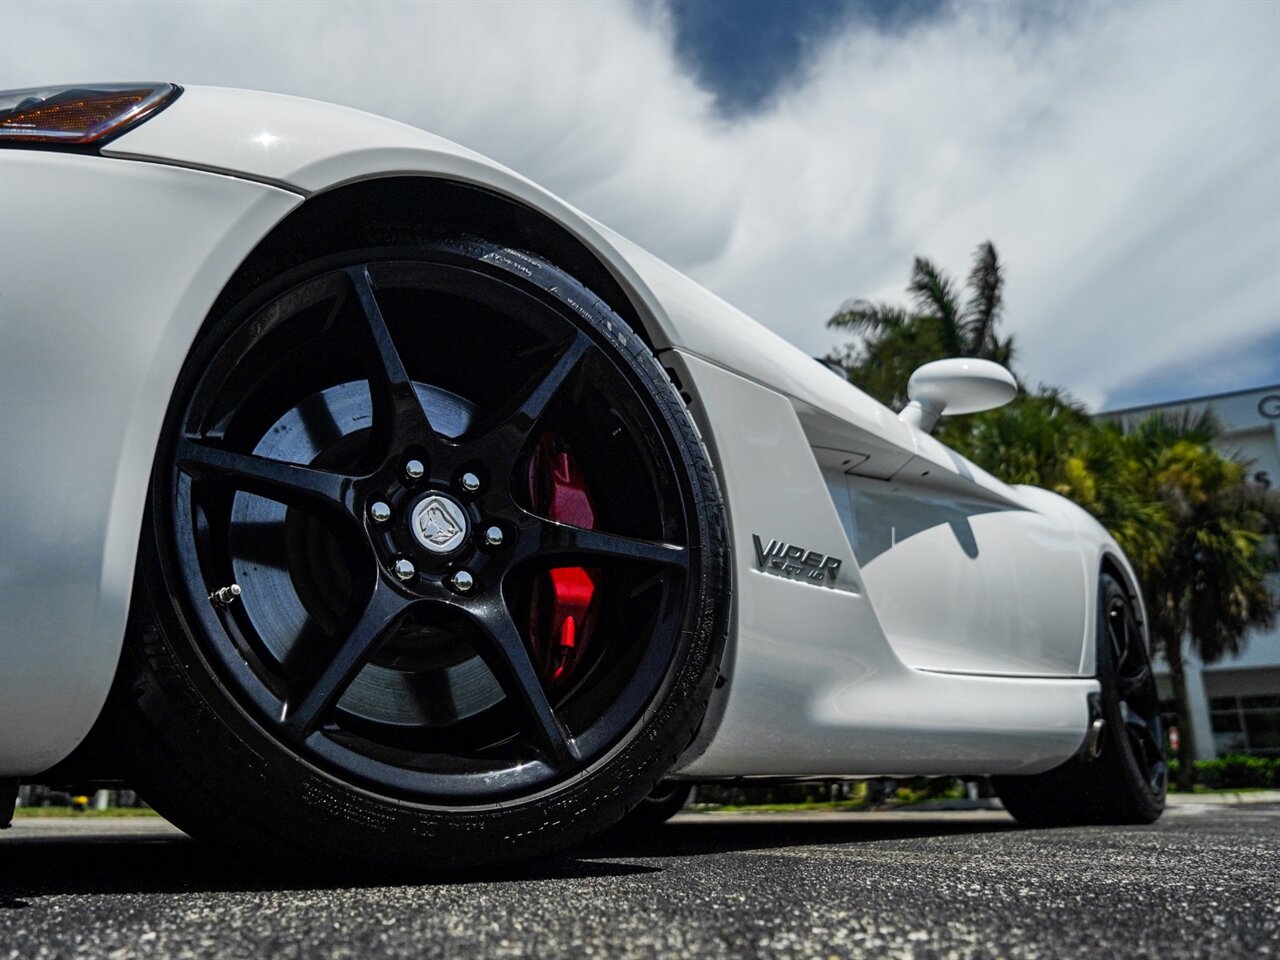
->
xmin=0 ymin=150 xmax=298 ymax=775
xmin=107 ymin=87 xmax=921 ymax=473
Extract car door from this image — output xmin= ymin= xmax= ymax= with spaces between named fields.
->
xmin=815 ymin=423 xmax=1091 ymax=677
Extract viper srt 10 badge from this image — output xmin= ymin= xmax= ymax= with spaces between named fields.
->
xmin=752 ymin=535 xmax=842 ymax=585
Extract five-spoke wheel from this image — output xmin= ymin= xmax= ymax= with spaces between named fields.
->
xmin=119 ymin=237 xmax=728 ymax=866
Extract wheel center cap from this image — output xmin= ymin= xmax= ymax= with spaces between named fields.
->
xmin=409 ymin=494 xmax=470 ymax=555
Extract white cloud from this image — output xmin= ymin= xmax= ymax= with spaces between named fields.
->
xmin=2 ymin=0 xmax=1276 ymax=408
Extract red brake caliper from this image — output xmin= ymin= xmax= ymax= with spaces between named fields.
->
xmin=528 ymin=434 xmax=598 ymax=689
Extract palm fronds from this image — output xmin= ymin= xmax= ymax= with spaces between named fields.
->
xmin=827 ymin=300 xmax=909 ymax=334
xmin=961 ymin=241 xmax=1003 ymax=357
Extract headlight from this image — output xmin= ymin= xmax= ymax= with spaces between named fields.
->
xmin=0 ymin=82 xmax=178 ymax=146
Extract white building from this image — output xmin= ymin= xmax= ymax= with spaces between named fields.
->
xmin=1100 ymin=384 xmax=1280 ymax=760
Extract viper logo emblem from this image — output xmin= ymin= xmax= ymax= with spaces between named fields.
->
xmin=410 ymin=495 xmax=469 ymax=554
xmin=419 ymin=502 xmax=461 ymax=544
xmin=752 ymin=535 xmax=842 ymax=584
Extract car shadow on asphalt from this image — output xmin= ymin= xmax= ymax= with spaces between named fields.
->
xmin=0 ymin=813 xmax=1016 ymax=905
xmin=0 ymin=833 xmax=657 ymax=905
xmin=583 ymin=813 xmax=1018 ymax=862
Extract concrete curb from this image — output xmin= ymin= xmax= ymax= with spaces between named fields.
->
xmin=1165 ymin=789 xmax=1280 ymax=806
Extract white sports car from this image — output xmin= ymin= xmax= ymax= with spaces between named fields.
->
xmin=0 ymin=83 xmax=1166 ymax=866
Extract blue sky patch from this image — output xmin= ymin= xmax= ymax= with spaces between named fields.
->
xmin=665 ymin=0 xmax=945 ymax=114
xmin=1101 ymin=327 xmax=1280 ymax=412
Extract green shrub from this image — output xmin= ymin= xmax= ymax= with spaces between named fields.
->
xmin=1193 ymin=754 xmax=1279 ymax=789
xmin=1166 ymin=755 xmax=1280 ymax=790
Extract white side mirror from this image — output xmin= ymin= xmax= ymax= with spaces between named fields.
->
xmin=899 ymin=358 xmax=1017 ymax=433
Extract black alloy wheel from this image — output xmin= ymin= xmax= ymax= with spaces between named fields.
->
xmin=116 ymin=238 xmax=729 ymax=867
xmin=994 ymin=571 xmax=1166 ymax=825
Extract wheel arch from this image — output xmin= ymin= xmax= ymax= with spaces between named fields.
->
xmin=196 ymin=174 xmax=668 ymax=357
xmin=1099 ymin=549 xmax=1152 ymax=656
xmin=177 ymin=170 xmax=741 ymax=707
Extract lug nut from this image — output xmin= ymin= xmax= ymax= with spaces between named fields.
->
xmin=369 ymin=501 xmax=392 ymax=523
xmin=405 ymin=459 xmax=426 ymax=481
xmin=460 ymin=471 xmax=481 ymax=493
xmin=450 ymin=570 xmax=476 ymax=593
xmin=484 ymin=526 xmax=505 ymax=547
xmin=392 ymin=558 xmax=417 ymax=582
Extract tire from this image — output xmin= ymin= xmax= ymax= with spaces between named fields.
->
xmin=611 ymin=780 xmax=694 ymax=831
xmin=993 ymin=571 xmax=1166 ymax=826
xmin=111 ymin=237 xmax=729 ymax=869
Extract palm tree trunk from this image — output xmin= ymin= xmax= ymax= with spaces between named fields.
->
xmin=1163 ymin=635 xmax=1197 ymax=790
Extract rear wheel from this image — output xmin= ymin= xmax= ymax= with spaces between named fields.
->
xmin=994 ymin=571 xmax=1166 ymax=825
xmin=116 ymin=238 xmax=728 ymax=868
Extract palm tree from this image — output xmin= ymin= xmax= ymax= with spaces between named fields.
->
xmin=827 ymin=241 xmax=1014 ymax=408
xmin=1125 ymin=419 xmax=1280 ymax=787
xmin=942 ymin=387 xmax=1093 ymax=489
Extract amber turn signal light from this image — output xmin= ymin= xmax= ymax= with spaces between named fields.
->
xmin=0 ymin=82 xmax=177 ymax=145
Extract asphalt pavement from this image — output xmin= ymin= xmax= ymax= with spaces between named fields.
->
xmin=2 ymin=800 xmax=1277 ymax=959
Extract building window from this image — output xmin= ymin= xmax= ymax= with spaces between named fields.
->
xmin=1208 ymin=694 xmax=1280 ymax=757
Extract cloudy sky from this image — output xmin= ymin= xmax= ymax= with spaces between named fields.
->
xmin=3 ymin=0 xmax=1276 ymax=410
